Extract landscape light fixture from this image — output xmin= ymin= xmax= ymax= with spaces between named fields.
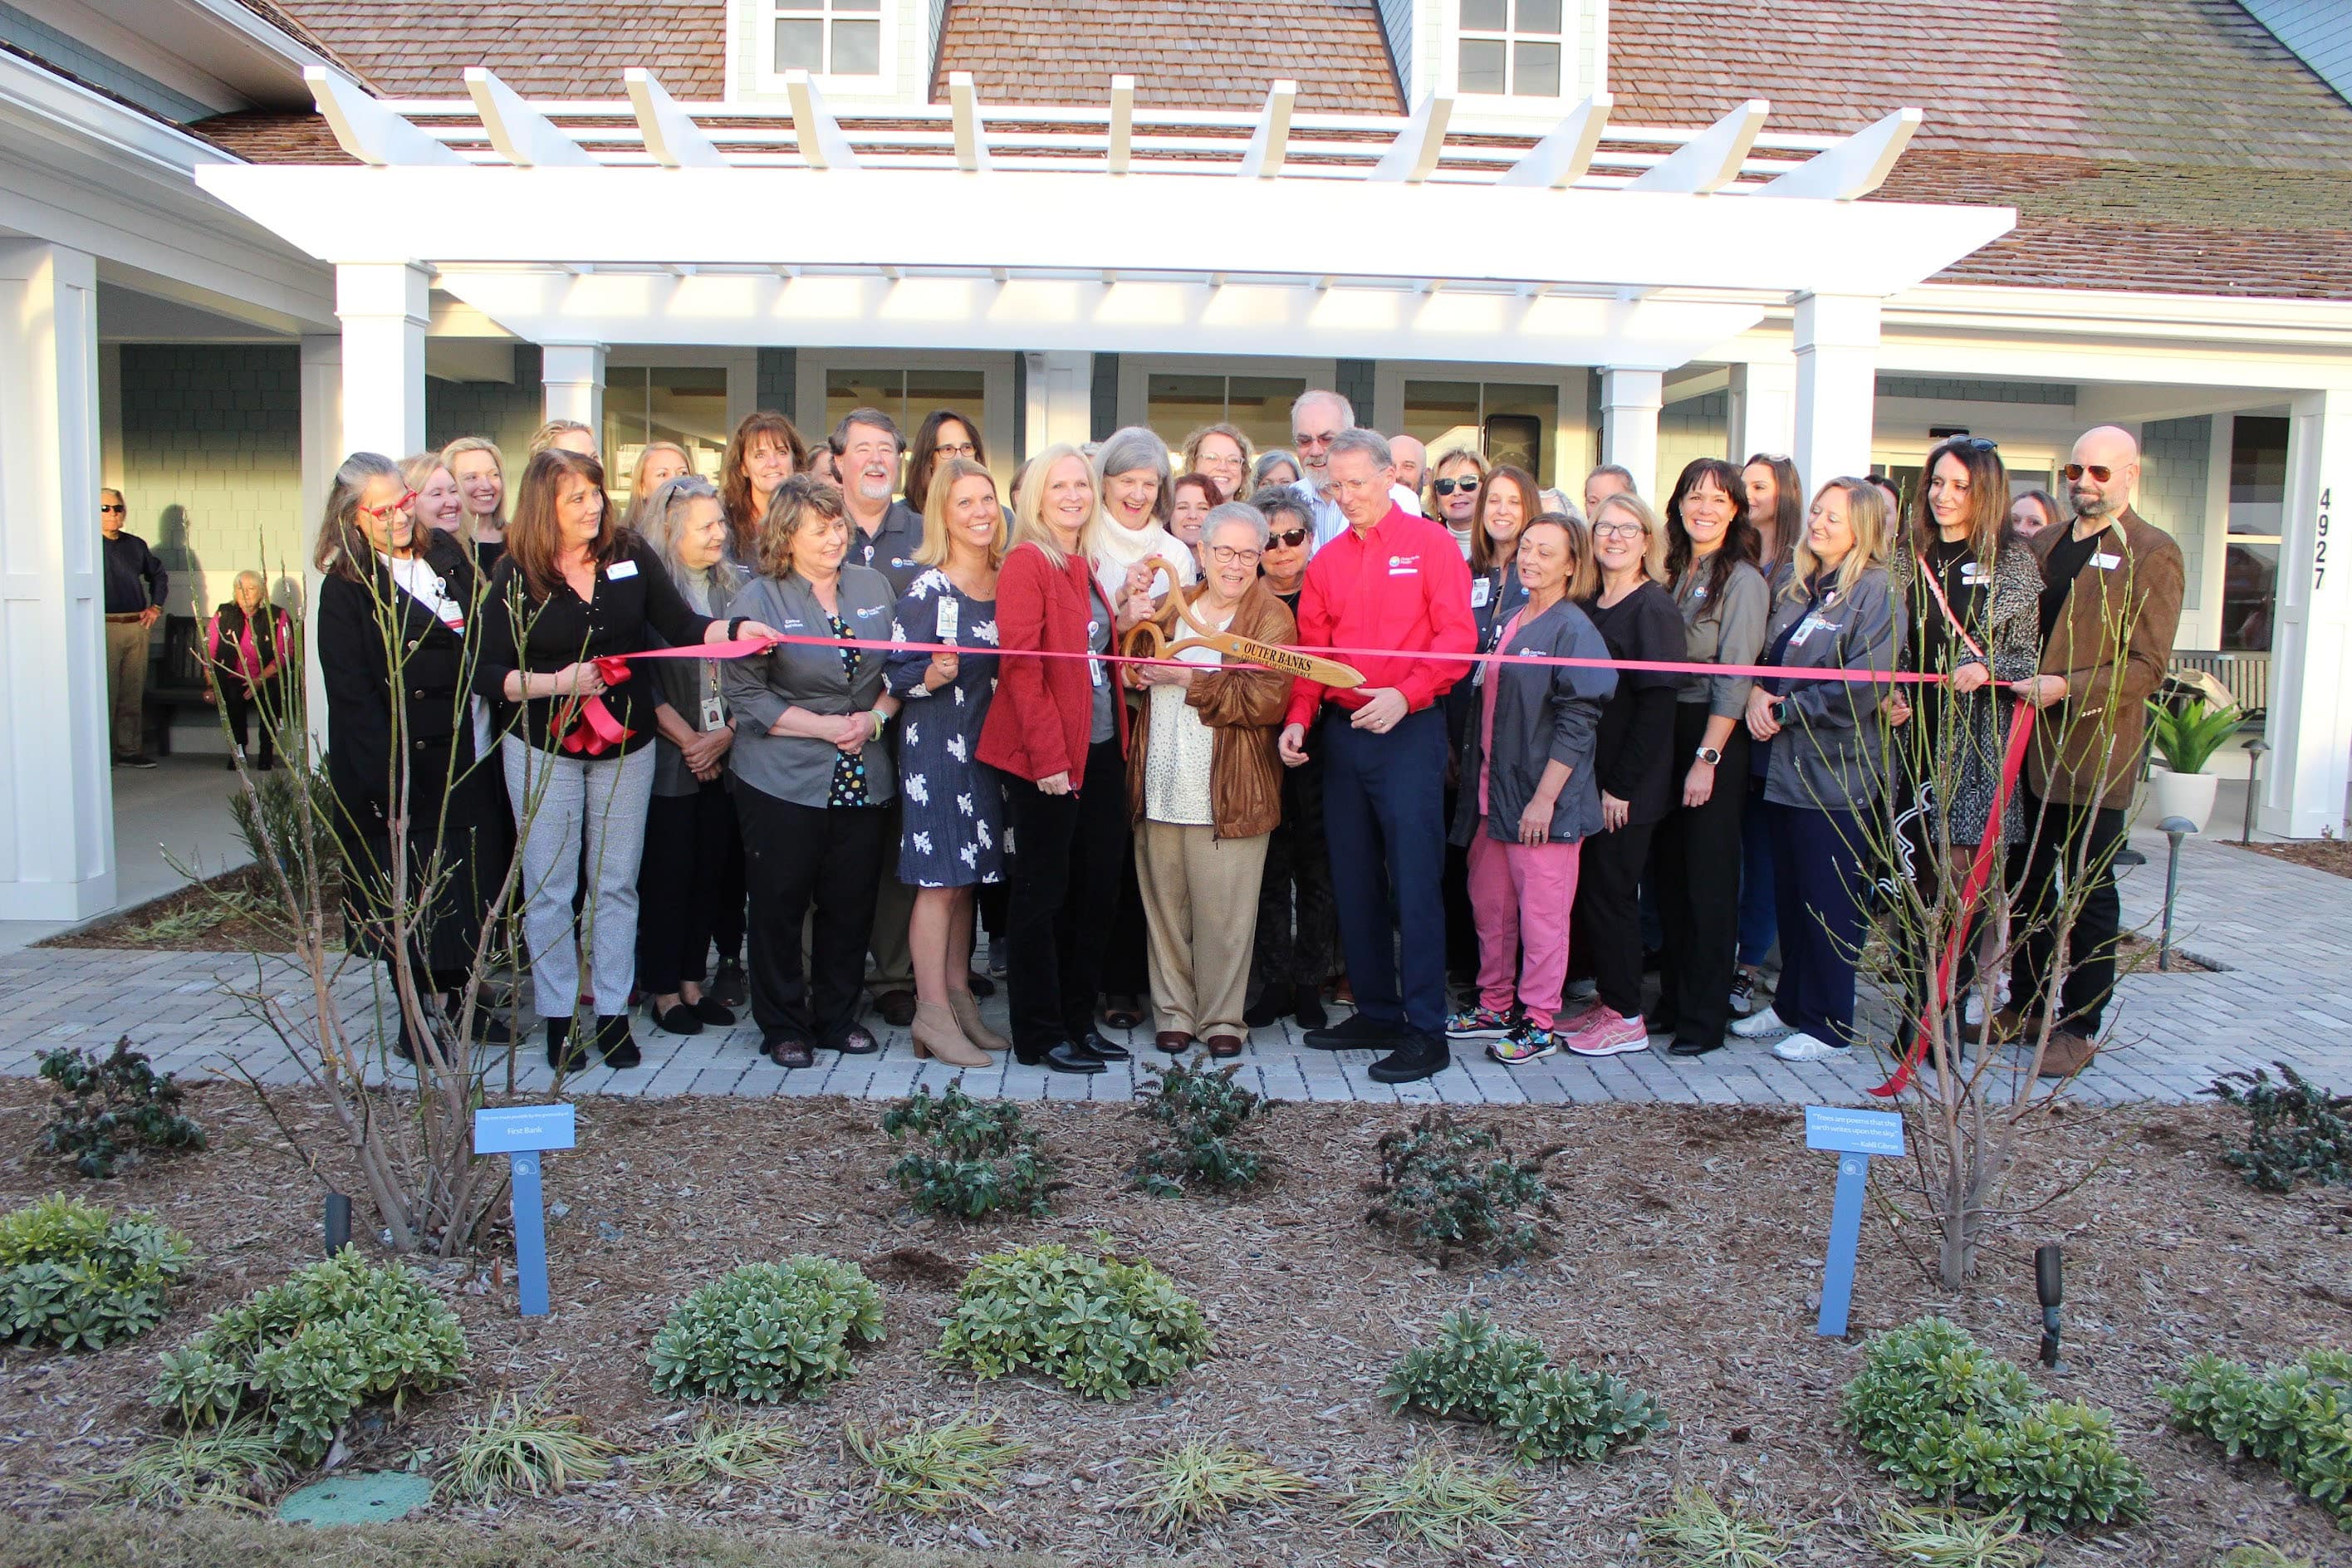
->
xmin=2242 ymin=737 xmax=2268 ymax=844
xmin=2158 ymin=814 xmax=2196 ymax=971
xmin=2035 ymin=1243 xmax=2064 ymax=1368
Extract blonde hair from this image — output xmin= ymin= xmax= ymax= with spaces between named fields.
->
xmin=915 ymin=457 xmax=1005 ymax=570
xmin=1180 ymin=423 xmax=1255 ymax=500
xmin=1010 ymin=443 xmax=1092 ymax=567
xmin=528 ymin=418 xmax=595 ymax=458
xmin=755 ymin=474 xmax=847 ymax=581
xmin=624 ymin=440 xmax=693 ymax=530
xmin=441 ymin=435 xmax=506 ymax=546
xmin=1590 ymin=491 xmax=1669 ymax=586
xmin=1789 ymin=478 xmax=1891 ymax=603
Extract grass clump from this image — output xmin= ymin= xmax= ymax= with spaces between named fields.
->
xmin=1132 ymin=1059 xmax=1269 ymax=1194
xmin=2163 ymin=1347 xmax=2351 ymax=1528
xmin=2205 ymin=1062 xmax=2352 ymax=1193
xmin=1381 ymin=1307 xmax=1668 ymax=1463
xmin=1840 ymin=1317 xmax=2150 ymax=1531
xmin=152 ymin=1247 xmax=468 ymax=1464
xmin=1367 ymin=1110 xmax=1558 ymax=1264
xmin=1868 ymin=1502 xmax=2041 ymax=1566
xmin=934 ymin=1241 xmax=1212 ymax=1400
xmin=845 ymin=1413 xmax=1025 ymax=1514
xmin=1119 ymin=1439 xmax=1312 ymax=1538
xmin=37 ymin=1038 xmax=207 ymax=1177
xmin=639 ymin=1412 xmax=802 ymax=1489
xmin=2213 ymin=1546 xmax=2318 ymax=1568
xmin=1 ymin=1193 xmax=194 ymax=1350
xmin=880 ymin=1083 xmax=1059 ymax=1219
xmin=91 ymin=1421 xmax=290 ymax=1512
xmin=647 ymin=1257 xmax=884 ymax=1404
xmin=1340 ymin=1451 xmax=1527 ymax=1550
xmin=443 ymin=1394 xmax=615 ymax=1501
xmin=1638 ymin=1487 xmax=1791 ymax=1566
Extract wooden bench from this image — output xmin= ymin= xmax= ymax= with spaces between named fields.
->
xmin=143 ymin=614 xmax=211 ymax=756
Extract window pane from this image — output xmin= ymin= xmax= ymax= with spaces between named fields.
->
xmin=1461 ymin=0 xmax=1507 ymax=29
xmin=833 ymin=0 xmax=881 ymax=10
xmin=1517 ymin=0 xmax=1561 ymax=32
xmin=828 ymin=369 xmax=904 ymax=443
xmin=1459 ymin=38 xmax=1507 ymax=95
xmin=1147 ymin=374 xmax=1227 ymax=447
xmin=831 ymin=18 xmax=880 ymax=74
xmin=2222 ymin=543 xmax=2276 ymax=651
xmin=1403 ymin=380 xmax=1482 ymax=458
xmin=773 ymin=18 xmax=821 ymax=71
xmin=1514 ymin=40 xmax=1561 ymax=96
xmin=1481 ymin=383 xmax=1555 ymax=480
xmin=1225 ymin=376 xmax=1306 ymax=454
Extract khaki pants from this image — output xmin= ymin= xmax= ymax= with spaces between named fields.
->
xmin=1136 ymin=820 xmax=1268 ymax=1041
xmin=105 ymin=620 xmax=148 ymax=759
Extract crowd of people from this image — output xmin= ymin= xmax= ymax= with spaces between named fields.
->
xmin=184 ymin=385 xmax=2182 ymax=1086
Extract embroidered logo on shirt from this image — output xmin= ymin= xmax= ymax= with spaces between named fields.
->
xmin=855 ymin=605 xmax=884 ymax=619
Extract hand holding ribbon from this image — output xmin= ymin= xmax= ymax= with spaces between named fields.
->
xmin=548 ymin=631 xmax=783 ymax=757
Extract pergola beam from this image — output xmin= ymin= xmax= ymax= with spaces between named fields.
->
xmin=1626 ymin=99 xmax=1768 ymax=194
xmin=465 ymin=66 xmax=597 ymax=168
xmin=1757 ymin=107 xmax=1921 ymax=202
xmin=1238 ymin=80 xmax=1296 ymax=179
xmin=304 ymin=66 xmax=464 ymax=167
xmin=625 ymin=68 xmax=726 ymax=169
xmin=1108 ymin=75 xmax=1134 ymax=174
xmin=1370 ymin=92 xmax=1454 ymax=184
xmin=1496 ymin=94 xmax=1613 ymax=189
xmin=948 ymin=71 xmax=991 ymax=172
xmin=785 ymin=70 xmax=860 ymax=169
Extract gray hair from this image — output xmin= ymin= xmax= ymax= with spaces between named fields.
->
xmin=1202 ymin=500 xmax=1269 ymax=551
xmin=640 ymin=474 xmax=732 ymax=611
xmin=1093 ymin=424 xmax=1171 ymax=490
xmin=1291 ymin=388 xmax=1354 ymax=429
xmin=1249 ymin=485 xmax=1314 ymax=537
xmin=1327 ymin=428 xmax=1393 ymax=470
xmin=311 ymin=450 xmax=402 ymax=578
xmin=1586 ymin=462 xmax=1637 ymax=494
xmin=1253 ymin=449 xmax=1301 ymax=489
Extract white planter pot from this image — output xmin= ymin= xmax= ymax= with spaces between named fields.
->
xmin=2145 ymin=767 xmax=2220 ymax=834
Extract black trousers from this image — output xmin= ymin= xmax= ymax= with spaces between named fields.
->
xmin=1570 ymin=817 xmax=1656 ymax=1021
xmin=220 ymin=680 xmax=275 ymax=767
xmin=1005 ymin=739 xmax=1130 ymax=1052
xmin=635 ymin=780 xmax=743 ymax=996
xmin=737 ymin=784 xmax=887 ymax=1049
xmin=1252 ymin=753 xmax=1336 ymax=991
xmin=2008 ymin=792 xmax=2126 ymax=1036
xmin=1650 ymin=703 xmax=1749 ymax=1050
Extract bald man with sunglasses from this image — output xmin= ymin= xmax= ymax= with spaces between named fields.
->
xmin=100 ymin=488 xmax=167 ymax=767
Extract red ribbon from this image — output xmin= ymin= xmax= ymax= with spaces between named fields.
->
xmin=547 ymin=639 xmax=785 ymax=756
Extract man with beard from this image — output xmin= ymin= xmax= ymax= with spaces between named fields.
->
xmin=1288 ymin=390 xmax=1422 ymax=551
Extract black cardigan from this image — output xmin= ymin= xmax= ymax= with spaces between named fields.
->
xmin=1579 ymin=580 xmax=1688 ymax=827
xmin=318 ymin=533 xmax=483 ymax=832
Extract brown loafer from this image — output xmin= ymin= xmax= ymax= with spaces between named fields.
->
xmin=1155 ymin=1031 xmax=1194 ymax=1056
xmin=2036 ymin=1029 xmax=2099 ymax=1080
xmin=1105 ymin=995 xmax=1146 ymax=1030
xmin=767 ymin=1035 xmax=815 ymax=1070
xmin=1205 ymin=1033 xmax=1243 ymax=1059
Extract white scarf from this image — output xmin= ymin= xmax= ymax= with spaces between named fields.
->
xmin=1087 ymin=510 xmax=1198 ymax=604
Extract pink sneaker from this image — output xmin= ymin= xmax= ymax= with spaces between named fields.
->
xmin=1563 ymin=1006 xmax=1650 ymax=1057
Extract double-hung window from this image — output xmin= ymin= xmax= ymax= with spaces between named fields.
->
xmin=1457 ymin=1 xmax=1564 ymax=99
xmin=772 ymin=0 xmax=883 ymax=79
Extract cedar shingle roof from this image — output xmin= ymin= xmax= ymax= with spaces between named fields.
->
xmin=271 ymin=2 xmax=727 ymax=99
xmin=933 ymin=1 xmax=1404 ymax=112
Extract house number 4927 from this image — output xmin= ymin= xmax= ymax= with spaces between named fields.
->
xmin=2319 ymin=488 xmax=2330 ymax=591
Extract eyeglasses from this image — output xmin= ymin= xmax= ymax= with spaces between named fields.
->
xmin=1432 ymin=477 xmax=1480 ymax=497
xmin=1209 ymin=545 xmax=1262 ymax=566
xmin=98 ymin=503 xmax=126 ymax=514
xmin=1295 ymin=430 xmax=1340 ymax=449
xmin=1593 ymin=520 xmax=1647 ymax=539
xmin=1268 ymin=527 xmax=1311 ymax=549
xmin=358 ymin=490 xmax=418 ymax=523
xmin=2063 ymin=463 xmax=2114 ymax=483
xmin=936 ymin=441 xmax=978 ymax=458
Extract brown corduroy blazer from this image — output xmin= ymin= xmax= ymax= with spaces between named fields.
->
xmin=2028 ymin=507 xmax=2185 ymax=810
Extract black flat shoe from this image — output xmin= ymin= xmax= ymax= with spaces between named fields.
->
xmin=1243 ymin=982 xmax=1291 ymax=1030
xmin=1075 ymin=1029 xmax=1130 ymax=1062
xmin=545 ymin=1017 xmax=585 ymax=1071
xmin=833 ymin=1025 xmax=880 ymax=1056
xmin=1013 ymin=1039 xmax=1106 ymax=1075
xmin=1303 ymin=1012 xmax=1404 ymax=1051
xmin=708 ymin=960 xmax=747 ymax=1007
xmin=1367 ymin=1034 xmax=1452 ymax=1084
xmin=1667 ymin=1036 xmax=1723 ymax=1058
xmin=1292 ymin=989 xmax=1328 ymax=1030
xmin=966 ymin=969 xmax=996 ymax=998
xmin=648 ymin=1000 xmax=703 ymax=1036
xmin=689 ymin=996 xmax=736 ymax=1027
xmin=595 ymin=1014 xmax=640 ymax=1067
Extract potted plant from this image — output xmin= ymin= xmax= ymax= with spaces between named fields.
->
xmin=2144 ymin=694 xmax=2242 ymax=833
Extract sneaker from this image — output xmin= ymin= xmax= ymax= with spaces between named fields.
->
xmin=1562 ymin=1007 xmax=1650 ymax=1057
xmin=1366 ymin=1033 xmax=1451 ymax=1084
xmin=1304 ymin=1012 xmax=1405 ymax=1051
xmin=1728 ymin=971 xmax=1759 ymax=1017
xmin=1563 ymin=977 xmax=1598 ymax=1002
xmin=1444 ymin=1005 xmax=1516 ymax=1041
xmin=1771 ymin=1031 xmax=1846 ymax=1061
xmin=1487 ymin=1021 xmax=1558 ymax=1064
xmin=1730 ymin=1007 xmax=1791 ymax=1041
xmin=117 ymin=753 xmax=159 ymax=769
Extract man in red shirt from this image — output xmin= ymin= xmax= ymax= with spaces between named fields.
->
xmin=1278 ymin=429 xmax=1477 ymax=1082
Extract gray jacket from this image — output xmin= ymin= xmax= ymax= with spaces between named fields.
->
xmin=1756 ymin=565 xmax=1900 ymax=814
xmin=1448 ymin=598 xmax=1617 ymax=846
xmin=649 ymin=564 xmax=746 ymax=797
xmin=1672 ymin=557 xmax=1770 ymax=718
xmin=722 ymin=566 xmax=901 ymax=808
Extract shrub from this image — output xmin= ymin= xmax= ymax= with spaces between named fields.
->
xmin=443 ymin=1395 xmax=614 ymax=1501
xmin=1380 ymin=1309 xmax=1667 ymax=1464
xmin=646 ymin=1256 xmax=884 ymax=1404
xmin=934 ymin=1241 xmax=1212 ymax=1400
xmin=1840 ymin=1317 xmax=2150 ymax=1531
xmin=1367 ymin=1110 xmax=1557 ymax=1264
xmin=2205 ymin=1062 xmax=2352 ymax=1193
xmin=2163 ymin=1348 xmax=2352 ymax=1528
xmin=0 ymin=1193 xmax=194 ymax=1351
xmin=37 ymin=1038 xmax=207 ymax=1178
xmin=1119 ymin=1439 xmax=1313 ymax=1538
xmin=152 ymin=1247 xmax=468 ymax=1463
xmin=231 ymin=765 xmax=339 ymax=889
xmin=1132 ymin=1059 xmax=1269 ymax=1194
xmin=846 ymin=1413 xmax=1024 ymax=1513
xmin=880 ymin=1083 xmax=1059 ymax=1219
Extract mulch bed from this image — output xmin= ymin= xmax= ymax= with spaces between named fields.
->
xmin=2 ymin=1079 xmax=2346 ymax=1566
xmin=2235 ymin=835 xmax=2352 ymax=881
xmin=39 ymin=865 xmax=336 ymax=953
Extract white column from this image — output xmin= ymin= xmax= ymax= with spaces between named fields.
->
xmin=1022 ymin=350 xmax=1093 ymax=456
xmin=1792 ymin=292 xmax=1882 ymax=489
xmin=541 ymin=343 xmax=606 ymax=442
xmin=1727 ymin=359 xmax=1798 ymax=471
xmin=0 ymin=241 xmax=115 ymax=919
xmin=296 ymin=334 xmax=342 ymax=760
xmin=2262 ymin=386 xmax=2352 ymax=839
xmin=336 ymin=262 xmax=429 ymax=458
xmin=1600 ymin=367 xmax=1664 ymax=497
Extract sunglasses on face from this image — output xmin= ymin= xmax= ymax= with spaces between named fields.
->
xmin=99 ymin=503 xmax=125 ymax=514
xmin=1432 ymin=477 xmax=1480 ymax=497
xmin=1268 ymin=527 xmax=1310 ymax=549
xmin=2064 ymin=463 xmax=2114 ymax=483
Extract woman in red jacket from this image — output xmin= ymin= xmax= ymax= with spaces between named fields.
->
xmin=978 ymin=443 xmax=1154 ymax=1075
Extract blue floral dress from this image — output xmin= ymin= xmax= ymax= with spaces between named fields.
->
xmin=885 ymin=569 xmax=1006 ymax=888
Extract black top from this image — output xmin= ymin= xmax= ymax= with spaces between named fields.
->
xmin=1916 ymin=537 xmax=1986 ymax=674
xmin=1580 ymin=580 xmax=1687 ymax=826
xmin=102 ymin=531 xmax=167 ymax=615
xmin=2040 ymin=524 xmax=2104 ymax=640
xmin=848 ymin=501 xmax=928 ymax=595
xmin=473 ymin=539 xmax=506 ymax=576
xmin=476 ymin=534 xmax=717 ymax=756
xmin=319 ymin=534 xmax=484 ymax=826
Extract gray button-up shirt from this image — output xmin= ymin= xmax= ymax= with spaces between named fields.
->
xmin=848 ymin=500 xmax=927 ymax=595
xmin=722 ymin=566 xmax=901 ymax=808
xmin=1672 ymin=556 xmax=1770 ymax=718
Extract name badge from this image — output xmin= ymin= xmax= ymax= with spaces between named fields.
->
xmin=936 ymin=597 xmax=960 ymax=644
xmin=605 ymin=559 xmax=638 ymax=580
xmin=1088 ymin=620 xmax=1106 ymax=688
xmin=700 ymin=693 xmax=725 ymax=731
xmin=1470 ymin=577 xmax=1492 ymax=610
xmin=2091 ymin=553 xmax=2122 ymax=570
xmin=1959 ymin=562 xmax=1987 ymax=584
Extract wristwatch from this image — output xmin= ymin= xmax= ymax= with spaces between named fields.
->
xmin=1695 ymin=745 xmax=1723 ymax=767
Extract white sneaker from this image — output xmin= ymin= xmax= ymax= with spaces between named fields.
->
xmin=1729 ymin=1007 xmax=1790 ymax=1041
xmin=1962 ymin=992 xmax=1986 ymax=1027
xmin=1772 ymin=1031 xmax=1846 ymax=1061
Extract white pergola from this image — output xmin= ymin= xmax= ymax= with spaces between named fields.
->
xmin=198 ymin=67 xmax=2015 ymax=492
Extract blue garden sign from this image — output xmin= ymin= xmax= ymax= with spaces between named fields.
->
xmin=1803 ymin=1105 xmax=1904 ymax=1338
xmin=473 ymin=1103 xmax=576 ymax=1317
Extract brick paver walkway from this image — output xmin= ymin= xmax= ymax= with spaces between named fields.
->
xmin=2 ymin=830 xmax=2344 ymax=1106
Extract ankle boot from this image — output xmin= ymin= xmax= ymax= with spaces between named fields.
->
xmin=1243 ymin=981 xmax=1291 ymax=1030
xmin=545 ymin=1016 xmax=585 ymax=1071
xmin=947 ymin=989 xmax=1011 ymax=1052
xmin=910 ymin=1001 xmax=990 ymax=1067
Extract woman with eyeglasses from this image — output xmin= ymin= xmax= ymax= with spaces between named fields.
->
xmin=443 ymin=436 xmax=508 ymax=571
xmin=1559 ymin=491 xmax=1685 ymax=1057
xmin=1428 ymin=447 xmax=1486 ymax=559
xmin=1252 ymin=449 xmax=1302 ymax=492
xmin=905 ymin=409 xmax=987 ymax=515
xmin=719 ymin=410 xmax=808 ymax=564
xmin=1126 ymin=501 xmax=1298 ymax=1060
xmin=1183 ymin=423 xmax=1254 ymax=504
xmin=1242 ymin=488 xmax=1335 ymax=1031
xmin=478 ymin=448 xmax=782 ymax=1071
xmin=1651 ymin=458 xmax=1770 ymax=1059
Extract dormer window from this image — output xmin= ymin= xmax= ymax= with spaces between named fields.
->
xmin=773 ymin=0 xmax=883 ymax=77
xmin=1458 ymin=1 xmax=1563 ymax=98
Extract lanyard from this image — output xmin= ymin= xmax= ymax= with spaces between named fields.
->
xmin=1915 ymin=549 xmax=1987 ymax=664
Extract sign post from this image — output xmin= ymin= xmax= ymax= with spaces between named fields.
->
xmin=473 ymin=1104 xmax=576 ymax=1317
xmin=1803 ymin=1105 xmax=1904 ymax=1338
